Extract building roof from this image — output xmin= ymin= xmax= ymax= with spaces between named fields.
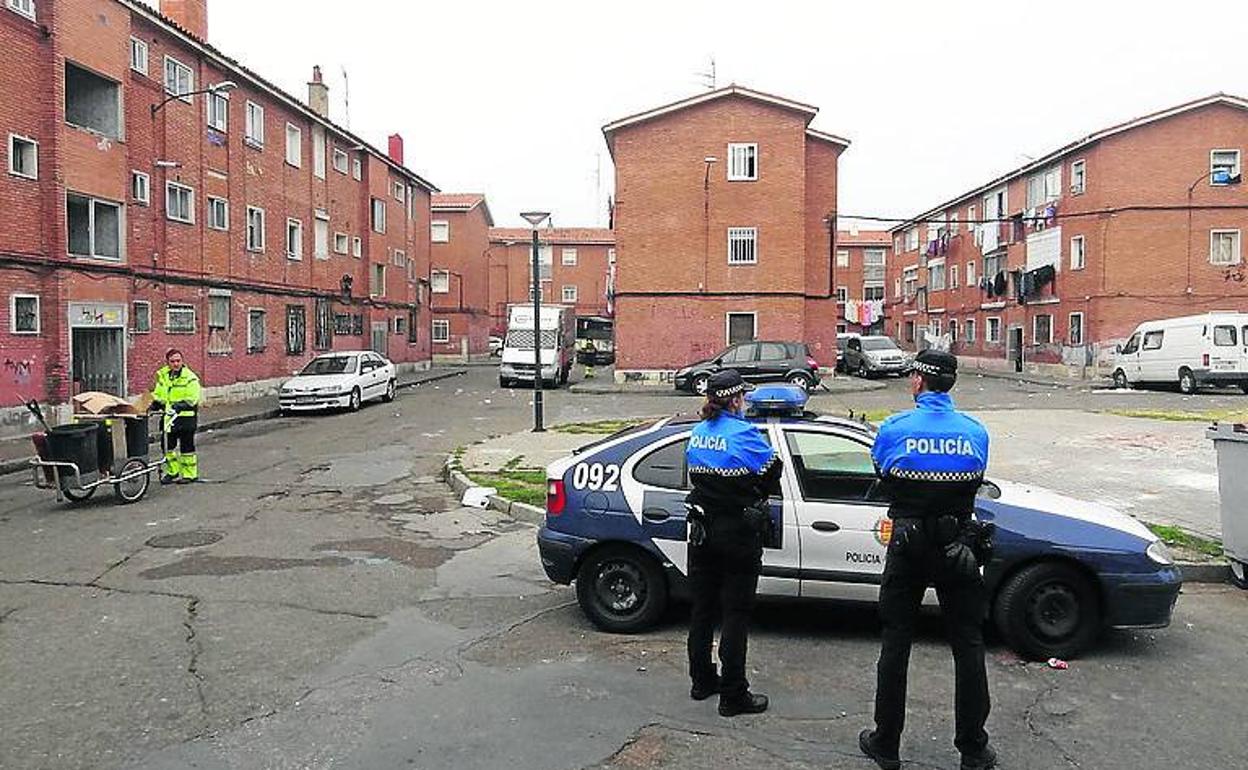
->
xmin=890 ymin=92 xmax=1248 ymax=232
xmin=837 ymin=230 xmax=892 ymax=247
xmin=117 ymin=0 xmax=438 ymax=193
xmin=489 ymin=227 xmax=616 ymax=245
xmin=431 ymin=194 xmax=494 ymax=226
xmin=601 ymin=84 xmax=849 ymax=156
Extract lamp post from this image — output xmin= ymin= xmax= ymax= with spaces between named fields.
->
xmin=1186 ymin=167 xmax=1242 ymax=290
xmin=521 ymin=210 xmax=551 ymax=432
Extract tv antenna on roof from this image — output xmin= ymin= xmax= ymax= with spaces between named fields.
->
xmin=341 ymin=66 xmax=351 ymax=128
xmin=695 ymin=57 xmax=716 ymax=90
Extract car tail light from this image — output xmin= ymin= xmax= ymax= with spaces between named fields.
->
xmin=546 ymin=479 xmax=566 ymax=516
xmin=1203 ymin=353 xmax=1210 ymax=367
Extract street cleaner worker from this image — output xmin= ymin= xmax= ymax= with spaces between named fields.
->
xmin=151 ymin=348 xmax=202 ymax=485
xmin=859 ymin=349 xmax=997 ymax=770
xmin=684 ymin=370 xmax=782 ymax=717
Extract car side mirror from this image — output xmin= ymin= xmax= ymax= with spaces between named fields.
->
xmin=1114 ymin=344 xmax=1122 ymax=354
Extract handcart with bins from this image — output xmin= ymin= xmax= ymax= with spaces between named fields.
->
xmin=25 ymin=397 xmax=166 ymax=505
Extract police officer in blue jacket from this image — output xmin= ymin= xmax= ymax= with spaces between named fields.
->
xmin=859 ymin=349 xmax=998 ymax=770
xmin=685 ymin=370 xmax=782 ymax=717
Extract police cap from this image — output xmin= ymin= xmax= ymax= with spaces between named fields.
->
xmin=909 ymin=348 xmax=958 ymax=380
xmin=708 ymin=369 xmax=754 ymax=399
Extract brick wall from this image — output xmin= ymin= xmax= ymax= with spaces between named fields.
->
xmin=486 ymin=230 xmax=615 ymax=334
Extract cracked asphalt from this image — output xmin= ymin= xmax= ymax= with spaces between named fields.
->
xmin=1 ymin=368 xmax=1246 ymax=769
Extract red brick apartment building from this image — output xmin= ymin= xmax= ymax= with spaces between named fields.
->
xmin=602 ymin=85 xmax=848 ymax=378
xmin=835 ymin=229 xmax=891 ymax=335
xmin=887 ymin=94 xmax=1248 ymax=378
xmin=0 ymin=0 xmax=437 ymax=435
xmin=486 ymin=228 xmax=615 ymax=333
xmin=430 ymin=193 xmax=493 ymax=361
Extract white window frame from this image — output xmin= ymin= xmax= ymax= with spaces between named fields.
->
xmin=66 ymin=193 xmax=124 ymax=261
xmin=165 ymin=181 xmax=194 ymax=224
xmin=312 ymin=126 xmax=325 ymax=180
xmin=129 ymin=37 xmax=148 ymax=76
xmin=163 ymin=55 xmax=193 ymax=102
xmin=725 ymin=311 xmax=757 ymax=345
xmin=836 ymin=249 xmax=850 ymax=268
xmin=1033 ymin=313 xmax=1054 ymax=345
xmin=247 ymin=308 xmax=266 ymax=353
xmin=285 ymin=123 xmax=302 ymax=167
xmin=1069 ymin=312 xmax=1084 ymax=346
xmin=8 ymin=134 xmax=37 ymax=180
xmin=286 ymin=218 xmax=304 ymax=261
xmin=949 ymin=319 xmax=959 ymax=342
xmin=965 ymin=318 xmax=976 ymax=343
xmin=836 ymin=285 xmax=848 ymax=303
xmin=332 ymin=147 xmax=348 ymax=174
xmin=132 ymin=300 xmax=151 ymax=333
xmin=949 ymin=263 xmax=959 ymax=289
xmin=244 ymin=101 xmax=264 ymax=147
xmin=431 ymin=269 xmax=450 ymax=294
xmin=1210 ymin=229 xmax=1241 ymax=265
xmin=352 ymin=236 xmax=362 ymax=258
xmin=131 ymin=170 xmax=149 ymax=205
xmin=207 ymin=90 xmax=228 ymax=132
xmin=727 ymin=227 xmax=758 ymax=265
xmin=929 ymin=259 xmax=947 ymax=291
xmin=561 ymin=248 xmax=578 ymax=266
xmin=393 ymin=181 xmax=405 ymax=202
xmin=371 ymin=263 xmax=386 ymax=297
xmin=207 ymin=196 xmax=228 ymax=231
xmin=352 ymin=157 xmax=362 ymax=180
xmin=246 ymin=206 xmax=266 ymax=252
xmin=986 ymin=316 xmax=1002 ymax=344
xmin=966 ymin=260 xmax=976 ymax=287
xmin=9 ymin=293 xmax=39 ymax=334
xmin=930 ymin=318 xmax=942 ymax=337
xmin=1070 ymin=235 xmax=1086 ymax=270
xmin=562 ymin=284 xmax=578 ymax=303
xmin=1070 ymin=158 xmax=1086 ymax=195
xmin=6 ymin=0 xmax=36 ymax=20
xmin=166 ymin=303 xmax=196 ymax=334
xmin=314 ymin=212 xmax=329 ymax=260
xmin=431 ymin=319 xmax=450 ymax=343
xmin=727 ymin=142 xmax=758 ymax=181
xmin=371 ymin=198 xmax=386 ymax=234
xmin=333 ymin=232 xmax=349 ymax=255
xmin=431 ymin=220 xmax=449 ymax=243
xmin=1210 ymin=149 xmax=1241 ymax=185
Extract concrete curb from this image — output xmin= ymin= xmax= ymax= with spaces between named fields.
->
xmin=442 ymin=457 xmax=545 ymax=525
xmin=965 ymin=367 xmax=1100 ymax=391
xmin=1177 ymin=562 xmax=1230 ymax=584
xmin=0 ymin=368 xmax=468 ymax=479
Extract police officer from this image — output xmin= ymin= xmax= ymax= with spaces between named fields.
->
xmin=152 ymin=348 xmax=202 ymax=484
xmin=685 ymin=369 xmax=782 ymax=717
xmin=859 ymin=349 xmax=997 ymax=770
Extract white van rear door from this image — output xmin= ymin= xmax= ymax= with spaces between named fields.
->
xmin=1210 ymin=323 xmax=1241 ymax=373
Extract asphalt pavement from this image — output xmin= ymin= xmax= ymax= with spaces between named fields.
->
xmin=0 ymin=367 xmax=1245 ymax=769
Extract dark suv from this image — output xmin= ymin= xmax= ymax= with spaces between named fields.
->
xmin=674 ymin=341 xmax=821 ymax=394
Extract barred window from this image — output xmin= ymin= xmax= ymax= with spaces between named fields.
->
xmin=727 ymin=227 xmax=757 ymax=265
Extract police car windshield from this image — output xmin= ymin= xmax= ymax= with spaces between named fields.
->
xmin=301 ymin=355 xmax=357 ymax=375
xmin=861 ymin=338 xmax=900 ymax=351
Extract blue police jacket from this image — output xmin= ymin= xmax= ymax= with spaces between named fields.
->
xmin=871 ymin=391 xmax=989 ymax=519
xmin=686 ymin=410 xmax=782 ymax=512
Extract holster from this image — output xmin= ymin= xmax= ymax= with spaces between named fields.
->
xmin=742 ymin=499 xmax=777 ymax=549
xmin=959 ymin=519 xmax=996 ymax=566
xmin=684 ymin=502 xmax=711 ymax=547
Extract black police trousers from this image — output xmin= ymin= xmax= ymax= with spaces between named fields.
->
xmin=687 ymin=514 xmax=763 ymax=699
xmin=873 ymin=522 xmax=991 ymax=757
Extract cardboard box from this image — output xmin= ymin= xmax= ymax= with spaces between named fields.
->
xmin=72 ymin=391 xmax=142 ymax=416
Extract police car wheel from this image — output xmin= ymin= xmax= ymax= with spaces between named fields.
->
xmin=994 ymin=561 xmax=1101 ymax=660
xmin=1230 ymin=560 xmax=1248 ymax=590
xmin=575 ymin=545 xmax=668 ymax=633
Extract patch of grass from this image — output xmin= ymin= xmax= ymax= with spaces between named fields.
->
xmin=551 ymin=418 xmax=653 ymax=435
xmin=466 ymin=471 xmax=547 ymax=508
xmin=1147 ymin=524 xmax=1224 ymax=559
xmin=858 ymin=409 xmax=895 ymax=423
xmin=1104 ymin=408 xmax=1248 ymax=423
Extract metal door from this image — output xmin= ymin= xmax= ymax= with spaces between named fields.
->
xmin=370 ymin=322 xmax=388 ymax=356
xmin=72 ymin=328 xmax=124 ymax=396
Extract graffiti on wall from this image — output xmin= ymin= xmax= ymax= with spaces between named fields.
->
xmin=1 ymin=352 xmax=46 ymax=412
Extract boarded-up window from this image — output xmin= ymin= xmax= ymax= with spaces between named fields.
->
xmin=208 ymin=291 xmax=231 ymax=354
xmin=248 ymin=309 xmax=266 ymax=353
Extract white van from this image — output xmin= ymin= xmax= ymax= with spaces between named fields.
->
xmin=1112 ymin=312 xmax=1248 ymax=394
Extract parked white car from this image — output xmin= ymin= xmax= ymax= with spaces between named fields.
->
xmin=279 ymin=351 xmax=397 ymax=413
xmin=1112 ymin=312 xmax=1248 ymax=394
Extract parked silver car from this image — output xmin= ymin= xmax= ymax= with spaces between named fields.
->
xmin=843 ymin=335 xmax=910 ymax=378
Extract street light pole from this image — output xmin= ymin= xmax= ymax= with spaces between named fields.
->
xmin=521 ymin=211 xmax=551 ymax=432
xmin=1186 ymin=167 xmax=1241 ymax=290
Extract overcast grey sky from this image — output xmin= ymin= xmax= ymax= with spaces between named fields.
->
xmin=143 ymin=0 xmax=1247 ymax=229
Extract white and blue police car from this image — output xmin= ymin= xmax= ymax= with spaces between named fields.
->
xmin=537 ymin=385 xmax=1182 ymax=660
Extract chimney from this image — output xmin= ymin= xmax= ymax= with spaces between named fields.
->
xmin=307 ymin=65 xmax=329 ymax=118
xmin=159 ymin=0 xmax=208 ymax=41
xmin=388 ymin=133 xmax=404 ymax=165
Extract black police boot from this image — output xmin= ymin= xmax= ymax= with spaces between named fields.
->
xmin=690 ymin=677 xmax=720 ymax=701
xmin=960 ymin=744 xmax=998 ymax=770
xmin=718 ymin=691 xmax=768 ymax=717
xmin=858 ymin=729 xmax=901 ymax=770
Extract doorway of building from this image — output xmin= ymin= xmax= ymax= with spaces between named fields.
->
xmin=72 ymin=328 xmax=125 ymax=396
xmin=1008 ymin=326 xmax=1024 ymax=372
xmin=370 ymin=322 xmax=388 ymax=357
